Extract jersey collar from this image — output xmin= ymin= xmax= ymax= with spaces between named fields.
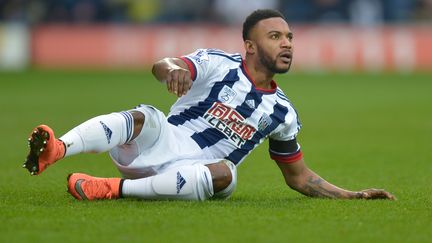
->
xmin=240 ymin=60 xmax=277 ymax=94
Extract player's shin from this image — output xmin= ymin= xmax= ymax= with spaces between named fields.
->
xmin=121 ymin=164 xmax=214 ymax=201
xmin=60 ymin=112 xmax=133 ymax=157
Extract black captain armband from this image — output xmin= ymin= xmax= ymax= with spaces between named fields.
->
xmin=269 ymin=138 xmax=303 ymax=163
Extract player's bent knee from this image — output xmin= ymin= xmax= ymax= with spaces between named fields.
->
xmin=130 ymin=111 xmax=145 ymax=141
xmin=208 ymin=160 xmax=237 ymax=199
xmin=206 ymin=161 xmax=232 ymax=192
xmin=127 ymin=105 xmax=162 ymax=150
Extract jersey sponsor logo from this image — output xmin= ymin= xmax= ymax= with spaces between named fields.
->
xmin=258 ymin=114 xmax=272 ymax=132
xmin=99 ymin=121 xmax=112 ymax=144
xmin=190 ymin=50 xmax=209 ymax=64
xmin=218 ymin=85 xmax=237 ymax=104
xmin=176 ymin=172 xmax=186 ymax=194
xmin=203 ymin=102 xmax=257 ymax=147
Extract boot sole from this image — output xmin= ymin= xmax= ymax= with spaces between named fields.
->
xmin=23 ymin=127 xmax=50 ymax=175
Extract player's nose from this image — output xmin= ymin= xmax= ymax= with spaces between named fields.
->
xmin=280 ymin=37 xmax=292 ymax=49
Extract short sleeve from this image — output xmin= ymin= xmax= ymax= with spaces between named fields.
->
xmin=180 ymin=49 xmax=242 ymax=82
xmin=180 ymin=49 xmax=214 ymax=82
xmin=268 ymin=104 xmax=303 ymax=163
xmin=269 ymin=105 xmax=301 ymax=141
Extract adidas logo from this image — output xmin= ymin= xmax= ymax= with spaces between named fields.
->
xmin=245 ymin=99 xmax=255 ymax=109
xmin=100 ymin=121 xmax=112 ymax=144
xmin=176 ymin=172 xmax=186 ymax=194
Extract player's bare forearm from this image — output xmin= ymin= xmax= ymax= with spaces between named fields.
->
xmin=277 ymin=159 xmax=395 ymax=200
xmin=291 ymin=169 xmax=360 ymax=199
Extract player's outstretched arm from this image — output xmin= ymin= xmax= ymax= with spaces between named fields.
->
xmin=152 ymin=57 xmax=192 ymax=97
xmin=276 ymin=159 xmax=396 ymax=200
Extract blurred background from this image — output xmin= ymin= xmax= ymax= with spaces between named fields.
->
xmin=0 ymin=0 xmax=431 ymax=72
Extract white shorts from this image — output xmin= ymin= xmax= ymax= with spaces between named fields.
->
xmin=109 ymin=105 xmax=221 ymax=179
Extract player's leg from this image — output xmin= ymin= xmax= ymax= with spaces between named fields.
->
xmin=67 ymin=160 xmax=237 ymax=201
xmin=209 ymin=160 xmax=237 ymax=199
xmin=60 ymin=111 xmax=143 ymax=155
xmin=24 ymin=110 xmax=146 ymax=175
xmin=121 ymin=159 xmax=237 ymax=200
xmin=66 ymin=104 xmax=236 ymax=201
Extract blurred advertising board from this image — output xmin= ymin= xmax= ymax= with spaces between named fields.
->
xmin=32 ymin=25 xmax=431 ymax=72
xmin=0 ymin=24 xmax=29 ymax=70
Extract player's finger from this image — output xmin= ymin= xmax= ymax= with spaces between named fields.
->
xmin=166 ymin=81 xmax=171 ymax=93
xmin=184 ymin=75 xmax=192 ymax=95
xmin=171 ymin=71 xmax=179 ymax=96
xmin=166 ymin=72 xmax=173 ymax=93
xmin=180 ymin=70 xmax=191 ymax=96
xmin=177 ymin=71 xmax=186 ymax=97
xmin=176 ymin=80 xmax=182 ymax=97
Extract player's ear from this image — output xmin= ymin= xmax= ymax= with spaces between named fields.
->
xmin=244 ymin=40 xmax=255 ymax=55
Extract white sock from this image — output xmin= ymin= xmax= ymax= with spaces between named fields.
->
xmin=60 ymin=112 xmax=133 ymax=157
xmin=121 ymin=164 xmax=214 ymax=201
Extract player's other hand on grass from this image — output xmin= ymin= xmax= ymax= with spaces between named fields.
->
xmin=358 ymin=188 xmax=396 ymax=200
xmin=166 ymin=67 xmax=192 ymax=97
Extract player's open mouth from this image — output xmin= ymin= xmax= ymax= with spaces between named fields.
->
xmin=279 ymin=52 xmax=292 ymax=63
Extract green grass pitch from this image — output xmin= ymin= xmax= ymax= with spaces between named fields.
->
xmin=0 ymin=70 xmax=431 ymax=242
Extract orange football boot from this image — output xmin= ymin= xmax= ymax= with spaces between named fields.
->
xmin=67 ymin=173 xmax=122 ymax=200
xmin=23 ymin=125 xmax=65 ymax=175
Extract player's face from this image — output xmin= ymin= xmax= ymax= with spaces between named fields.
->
xmin=252 ymin=17 xmax=293 ymax=73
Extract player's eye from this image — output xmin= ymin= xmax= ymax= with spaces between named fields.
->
xmin=287 ymin=33 xmax=293 ymax=41
xmin=270 ymin=34 xmax=279 ymax=40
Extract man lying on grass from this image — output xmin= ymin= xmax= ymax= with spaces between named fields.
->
xmin=23 ymin=9 xmax=395 ymax=201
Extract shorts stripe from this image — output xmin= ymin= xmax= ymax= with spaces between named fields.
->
xmin=120 ymin=111 xmax=133 ymax=142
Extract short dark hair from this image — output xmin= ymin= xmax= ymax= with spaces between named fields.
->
xmin=242 ymin=9 xmax=286 ymax=41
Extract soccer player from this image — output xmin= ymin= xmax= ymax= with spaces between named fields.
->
xmin=23 ymin=9 xmax=395 ymax=201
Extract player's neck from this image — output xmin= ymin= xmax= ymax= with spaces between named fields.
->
xmin=244 ymin=58 xmax=275 ymax=90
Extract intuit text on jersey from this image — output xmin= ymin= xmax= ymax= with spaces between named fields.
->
xmin=203 ymin=102 xmax=256 ymax=147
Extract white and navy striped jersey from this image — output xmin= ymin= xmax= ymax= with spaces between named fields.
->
xmin=167 ymin=49 xmax=302 ymax=165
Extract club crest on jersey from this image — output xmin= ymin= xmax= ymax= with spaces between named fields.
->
xmin=204 ymin=102 xmax=257 ymax=147
xmin=218 ymin=85 xmax=237 ymax=104
xmin=190 ymin=50 xmax=209 ymax=64
xmin=258 ymin=114 xmax=272 ymax=132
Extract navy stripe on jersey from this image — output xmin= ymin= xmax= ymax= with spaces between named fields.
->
xmin=207 ymin=49 xmax=242 ymax=56
xmin=226 ymin=102 xmax=288 ymax=164
xmin=235 ymin=90 xmax=264 ymax=118
xmin=276 ymin=88 xmax=302 ymax=129
xmin=206 ymin=48 xmax=225 ymax=54
xmin=191 ymin=128 xmax=227 ymax=149
xmin=168 ymin=68 xmax=239 ymax=126
xmin=207 ymin=49 xmax=242 ymax=60
xmin=276 ymin=89 xmax=289 ymax=102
